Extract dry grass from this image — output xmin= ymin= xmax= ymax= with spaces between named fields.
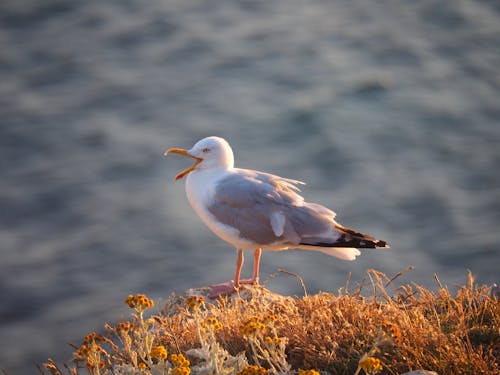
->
xmin=41 ymin=270 xmax=499 ymax=375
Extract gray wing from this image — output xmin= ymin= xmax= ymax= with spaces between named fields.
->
xmin=207 ymin=169 xmax=337 ymax=246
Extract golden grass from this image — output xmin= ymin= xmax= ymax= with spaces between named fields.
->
xmin=41 ymin=270 xmax=499 ymax=375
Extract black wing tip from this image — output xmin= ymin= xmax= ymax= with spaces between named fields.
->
xmin=332 ymin=223 xmax=389 ymax=249
xmin=300 ymin=237 xmax=389 ymax=249
xmin=376 ymin=240 xmax=389 ymax=248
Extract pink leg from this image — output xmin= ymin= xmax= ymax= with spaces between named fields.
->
xmin=239 ymin=248 xmax=261 ymax=285
xmin=208 ymin=248 xmax=244 ymax=298
xmin=252 ymin=247 xmax=261 ymax=284
xmin=233 ymin=248 xmax=244 ymax=288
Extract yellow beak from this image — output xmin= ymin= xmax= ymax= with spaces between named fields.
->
xmin=163 ymin=147 xmax=203 ymax=180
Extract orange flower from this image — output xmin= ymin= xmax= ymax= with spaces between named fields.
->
xmin=171 ymin=353 xmax=190 ymax=368
xmin=236 ymin=365 xmax=268 ymax=375
xmin=74 ymin=341 xmax=106 ymax=360
xmin=262 ymin=314 xmax=278 ymax=325
xmin=172 ymin=367 xmax=191 ymax=375
xmin=298 ymin=370 xmax=320 ymax=375
xmin=240 ymin=317 xmax=266 ymax=336
xmin=186 ymin=295 xmax=205 ymax=309
xmin=82 ymin=332 xmax=105 ymax=345
xmin=264 ymin=336 xmax=283 ymax=345
xmin=203 ymin=317 xmax=223 ymax=331
xmin=359 ymin=356 xmax=382 ymax=374
xmin=150 ymin=345 xmax=168 ymax=360
xmin=125 ymin=294 xmax=154 ymax=310
xmin=116 ymin=321 xmax=135 ymax=334
xmin=382 ymin=322 xmax=401 ymax=344
xmin=74 ymin=344 xmax=90 ymax=359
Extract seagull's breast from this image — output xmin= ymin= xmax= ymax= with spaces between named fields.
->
xmin=185 ymin=169 xmax=255 ymax=249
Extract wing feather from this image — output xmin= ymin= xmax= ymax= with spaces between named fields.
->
xmin=207 ymin=169 xmax=336 ymax=246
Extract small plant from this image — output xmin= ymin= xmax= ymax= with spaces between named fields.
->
xmin=239 ymin=314 xmax=289 ymax=373
xmin=185 ymin=295 xmax=248 ymax=374
xmin=354 ymin=322 xmax=401 ymax=375
xmin=41 ymin=271 xmax=499 ymax=375
xmin=73 ymin=332 xmax=111 ymax=373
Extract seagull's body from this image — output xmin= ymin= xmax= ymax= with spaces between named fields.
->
xmin=166 ymin=136 xmax=388 ymax=297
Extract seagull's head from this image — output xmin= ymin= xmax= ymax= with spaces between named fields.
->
xmin=164 ymin=136 xmax=235 ymax=180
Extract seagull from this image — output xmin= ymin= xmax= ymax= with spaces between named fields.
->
xmin=165 ymin=136 xmax=388 ymax=298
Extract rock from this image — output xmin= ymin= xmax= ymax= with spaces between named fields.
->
xmin=164 ymin=284 xmax=293 ymax=314
xmin=185 ymin=284 xmax=292 ymax=304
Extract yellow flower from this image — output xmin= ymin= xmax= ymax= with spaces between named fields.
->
xmin=74 ymin=341 xmax=106 ymax=360
xmin=172 ymin=367 xmax=191 ymax=375
xmin=82 ymin=332 xmax=96 ymax=344
xmin=116 ymin=321 xmax=135 ymax=334
xmin=236 ymin=365 xmax=268 ymax=375
xmin=240 ymin=317 xmax=267 ymax=336
xmin=203 ymin=317 xmax=223 ymax=331
xmin=262 ymin=314 xmax=278 ymax=325
xmin=186 ymin=295 xmax=205 ymax=309
xmin=171 ymin=353 xmax=190 ymax=368
xmin=82 ymin=332 xmax=105 ymax=345
xmin=85 ymin=359 xmax=106 ymax=369
xmin=170 ymin=353 xmax=190 ymax=375
xmin=382 ymin=322 xmax=402 ymax=344
xmin=298 ymin=370 xmax=320 ymax=375
xmin=150 ymin=345 xmax=168 ymax=360
xmin=264 ymin=336 xmax=283 ymax=345
xmin=74 ymin=344 xmax=90 ymax=359
xmin=138 ymin=362 xmax=148 ymax=370
xmin=359 ymin=356 xmax=382 ymax=374
xmin=125 ymin=294 xmax=154 ymax=311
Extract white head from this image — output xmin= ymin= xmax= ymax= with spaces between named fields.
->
xmin=164 ymin=136 xmax=234 ymax=180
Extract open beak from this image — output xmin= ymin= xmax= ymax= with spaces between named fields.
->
xmin=163 ymin=147 xmax=203 ymax=180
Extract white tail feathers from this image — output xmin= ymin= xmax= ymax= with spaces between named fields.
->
xmin=317 ymin=247 xmax=361 ymax=261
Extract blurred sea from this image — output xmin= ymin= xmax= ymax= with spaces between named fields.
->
xmin=1 ymin=0 xmax=500 ymax=372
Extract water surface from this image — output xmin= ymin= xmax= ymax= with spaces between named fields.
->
xmin=1 ymin=0 xmax=499 ymax=372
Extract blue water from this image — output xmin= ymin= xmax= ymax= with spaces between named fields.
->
xmin=1 ymin=0 xmax=499 ymax=373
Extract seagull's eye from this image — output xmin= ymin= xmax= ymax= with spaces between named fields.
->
xmin=202 ymin=148 xmax=210 ymax=153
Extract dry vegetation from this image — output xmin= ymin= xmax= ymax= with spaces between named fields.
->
xmin=41 ymin=270 xmax=499 ymax=375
